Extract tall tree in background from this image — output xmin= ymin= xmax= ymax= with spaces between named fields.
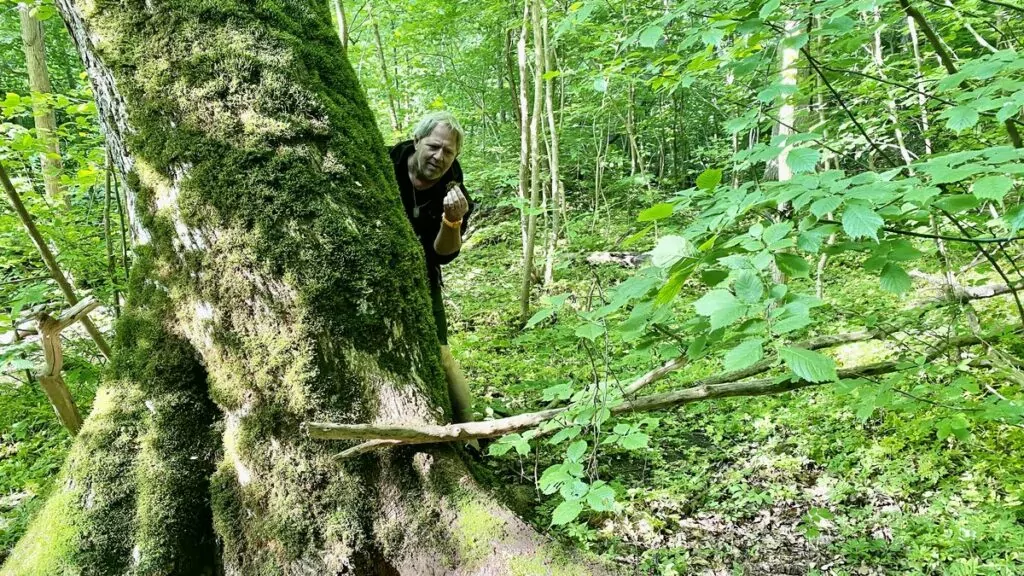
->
xmin=18 ymin=4 xmax=64 ymax=207
xmin=2 ymin=1 xmax=593 ymax=573
xmin=542 ymin=3 xmax=562 ymax=286
xmin=519 ymin=0 xmax=545 ymax=324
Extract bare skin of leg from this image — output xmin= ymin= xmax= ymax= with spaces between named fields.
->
xmin=440 ymin=344 xmax=474 ymax=423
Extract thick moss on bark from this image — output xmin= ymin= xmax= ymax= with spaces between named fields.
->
xmin=10 ymin=0 xmax=607 ymax=572
xmin=1 ymin=385 xmax=144 ymax=575
xmin=3 ymin=250 xmax=221 ymax=575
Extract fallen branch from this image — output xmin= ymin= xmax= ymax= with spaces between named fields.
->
xmin=310 ymin=331 xmax=1007 ymax=455
xmin=584 ymin=251 xmax=649 ymax=268
xmin=910 ymin=270 xmax=1024 ymax=303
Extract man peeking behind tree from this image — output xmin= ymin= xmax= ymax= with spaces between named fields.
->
xmin=389 ymin=111 xmax=475 ymax=423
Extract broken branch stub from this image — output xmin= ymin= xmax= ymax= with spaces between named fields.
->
xmin=33 ymin=296 xmax=100 ymax=435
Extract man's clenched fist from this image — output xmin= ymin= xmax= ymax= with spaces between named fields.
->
xmin=443 ymin=183 xmax=469 ymax=223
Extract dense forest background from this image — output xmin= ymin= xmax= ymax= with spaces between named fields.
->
xmin=2 ymin=0 xmax=1024 ymax=573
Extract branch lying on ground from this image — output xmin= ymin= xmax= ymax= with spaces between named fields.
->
xmin=309 ymin=330 xmax=1012 ymax=457
xmin=310 ymin=278 xmax=1023 ymax=456
xmin=584 ymin=252 xmax=649 ymax=268
xmin=910 ymin=270 xmax=1024 ymax=302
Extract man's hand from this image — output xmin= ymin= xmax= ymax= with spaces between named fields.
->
xmin=443 ymin=183 xmax=469 ymax=223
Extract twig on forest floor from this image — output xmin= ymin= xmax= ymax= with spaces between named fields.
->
xmin=310 ymin=330 xmax=1015 ymax=457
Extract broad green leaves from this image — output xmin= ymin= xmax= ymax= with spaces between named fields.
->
xmin=779 ymin=347 xmax=837 ymax=383
xmin=694 ymin=290 xmax=745 ymax=330
xmin=724 ymin=338 xmax=763 ymax=371
xmin=638 ymin=25 xmax=663 ymax=48
xmin=786 ymin=147 xmax=820 ymax=174
xmin=696 ymin=168 xmax=723 ymax=190
xmin=842 ymin=203 xmax=884 ymax=241
xmin=972 ymin=175 xmax=1014 ymax=202
xmin=879 ymin=263 xmax=912 ymax=294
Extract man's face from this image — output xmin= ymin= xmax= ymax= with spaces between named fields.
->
xmin=413 ymin=123 xmax=459 ymax=181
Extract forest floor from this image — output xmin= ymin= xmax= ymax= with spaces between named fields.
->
xmin=2 ymin=189 xmax=1023 ymax=575
xmin=444 ymin=190 xmax=1024 ymax=575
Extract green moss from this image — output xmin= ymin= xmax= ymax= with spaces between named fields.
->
xmin=454 ymin=499 xmax=507 ymax=567
xmin=1 ymin=385 xmax=146 ymax=575
xmin=11 ymin=0 xmax=466 ymax=570
xmin=509 ymin=553 xmax=592 ymax=576
xmin=133 ymin=389 xmax=219 ymax=575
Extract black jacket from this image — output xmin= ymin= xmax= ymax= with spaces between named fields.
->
xmin=389 ymin=140 xmax=474 ymax=287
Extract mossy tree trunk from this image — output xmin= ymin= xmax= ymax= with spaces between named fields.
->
xmin=2 ymin=1 xmax=597 ymax=574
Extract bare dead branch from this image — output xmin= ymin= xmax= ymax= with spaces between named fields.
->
xmin=311 ymin=331 xmax=1009 ymax=456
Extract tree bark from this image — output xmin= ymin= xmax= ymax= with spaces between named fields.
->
xmin=541 ymin=6 xmax=561 ymax=287
xmin=18 ymin=5 xmax=66 ymax=207
xmin=331 ymin=0 xmax=348 ymax=53
xmin=369 ymin=4 xmax=401 ymax=132
xmin=519 ymin=0 xmax=545 ymax=325
xmin=516 ymin=1 xmax=531 ymax=260
xmin=4 ymin=2 xmax=598 ymax=574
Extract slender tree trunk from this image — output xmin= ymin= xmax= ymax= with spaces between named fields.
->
xmin=19 ymin=5 xmax=66 ymax=207
xmin=104 ymin=152 xmax=120 ymax=318
xmin=771 ymin=18 xmax=801 ymax=286
xmin=520 ymin=0 xmax=544 ymax=324
xmin=907 ymin=16 xmax=933 ymax=156
xmin=776 ymin=19 xmax=801 ymax=183
xmin=369 ymin=5 xmax=400 ymax=132
xmin=871 ymin=7 xmax=914 ymax=166
xmin=5 ymin=2 xmax=600 ymax=574
xmin=516 ymin=1 xmax=531 ymax=260
xmin=541 ymin=7 xmax=561 ymax=287
xmin=331 ymin=0 xmax=348 ymax=52
xmin=0 ymin=162 xmax=111 ymax=360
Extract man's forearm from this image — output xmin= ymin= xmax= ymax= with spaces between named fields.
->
xmin=434 ymin=221 xmax=462 ymax=256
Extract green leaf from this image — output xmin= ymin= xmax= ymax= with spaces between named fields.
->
xmin=810 ymin=196 xmax=842 ymax=218
xmin=1004 ymin=204 xmax=1024 ymax=233
xmin=786 ymin=148 xmax=820 ymax=174
xmin=774 ymin=253 xmax=810 ymax=278
xmin=724 ymin=338 xmax=764 ymax=371
xmin=694 ymin=290 xmax=745 ymax=330
xmin=880 ymin=263 xmax=912 ymax=294
xmin=972 ymin=175 xmax=1014 ymax=202
xmin=761 ymin=222 xmax=793 ymax=246
xmin=779 ymin=347 xmax=838 ymax=383
xmin=551 ymin=499 xmax=584 ymax=525
xmin=593 ymin=77 xmax=607 ymax=92
xmin=638 ymin=25 xmax=664 ymax=48
xmin=575 ymin=322 xmax=605 ymax=341
xmin=525 ymin=307 xmax=556 ymax=329
xmin=934 ymin=194 xmax=981 ymax=213
xmin=781 ymin=33 xmax=809 ymax=51
xmin=566 ymin=440 xmax=588 ymax=461
xmin=638 ymin=202 xmax=674 ymax=221
xmin=842 ymin=203 xmax=884 ymax=241
xmin=759 ymin=0 xmax=781 ymax=19
xmin=943 ymin=105 xmax=979 ymax=132
xmin=771 ymin=312 xmax=812 ymax=335
xmin=619 ymin=433 xmax=649 ymax=450
xmin=733 ymin=270 xmax=765 ymax=303
xmin=649 ymin=235 xmax=693 ymax=268
xmin=586 ymin=483 xmax=617 ymax=512
xmin=549 ymin=425 xmax=582 ymax=444
xmin=696 ymin=168 xmax=723 ymax=190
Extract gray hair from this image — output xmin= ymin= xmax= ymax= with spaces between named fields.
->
xmin=412 ymin=111 xmax=464 ymax=154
